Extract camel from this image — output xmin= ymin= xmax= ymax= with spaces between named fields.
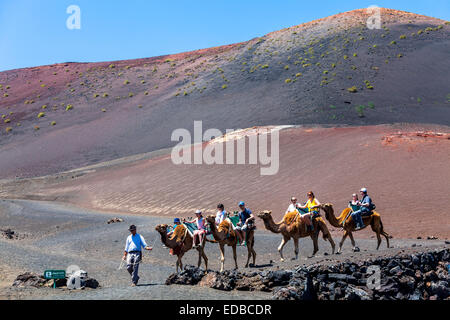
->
xmin=321 ymin=203 xmax=390 ymax=253
xmin=205 ymin=215 xmax=257 ymax=272
xmin=257 ymin=210 xmax=335 ymax=261
xmin=155 ymin=224 xmax=208 ymax=272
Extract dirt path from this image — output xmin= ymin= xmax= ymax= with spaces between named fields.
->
xmin=0 ymin=199 xmax=447 ymax=300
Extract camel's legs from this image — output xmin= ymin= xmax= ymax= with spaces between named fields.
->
xmin=293 ymin=237 xmax=299 ymax=260
xmin=348 ymin=232 xmax=358 ymax=251
xmin=248 ymin=235 xmax=256 ymax=266
xmin=200 ymin=248 xmax=208 ymax=270
xmin=310 ymin=234 xmax=319 ymax=257
xmin=245 ymin=238 xmax=252 ymax=268
xmin=232 ymin=245 xmax=238 ymax=270
xmin=176 ymin=253 xmax=184 ymax=273
xmin=382 ymin=231 xmax=390 ymax=248
xmin=197 ymin=248 xmax=202 ymax=267
xmin=278 ymin=235 xmax=289 ymax=262
xmin=338 ymin=231 xmax=349 ymax=253
xmin=327 ymin=234 xmax=336 ymax=254
xmin=320 ymin=224 xmax=336 ymax=254
xmin=376 ymin=231 xmax=382 ymax=250
xmin=219 ymin=244 xmax=225 ymax=272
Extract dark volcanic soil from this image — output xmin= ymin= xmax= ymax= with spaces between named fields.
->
xmin=0 ymin=198 xmax=447 ymax=300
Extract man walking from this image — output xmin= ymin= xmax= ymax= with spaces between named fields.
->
xmin=123 ymin=225 xmax=152 ymax=286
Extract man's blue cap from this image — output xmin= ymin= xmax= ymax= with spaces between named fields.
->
xmin=174 ymin=218 xmax=181 ymax=223
xmin=238 ymin=201 xmax=245 ymax=206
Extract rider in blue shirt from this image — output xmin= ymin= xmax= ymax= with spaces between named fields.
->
xmin=236 ymin=201 xmax=255 ymax=246
xmin=351 ymin=188 xmax=373 ymax=230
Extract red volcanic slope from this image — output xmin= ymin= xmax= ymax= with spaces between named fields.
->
xmin=13 ymin=125 xmax=450 ymax=240
xmin=0 ymin=8 xmax=449 ymax=179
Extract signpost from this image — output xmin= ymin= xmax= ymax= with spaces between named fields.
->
xmin=44 ymin=270 xmax=66 ymax=288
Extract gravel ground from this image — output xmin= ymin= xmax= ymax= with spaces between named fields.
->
xmin=0 ymin=199 xmax=447 ymax=300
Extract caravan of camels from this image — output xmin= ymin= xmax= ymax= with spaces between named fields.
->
xmin=155 ymin=188 xmax=390 ymax=272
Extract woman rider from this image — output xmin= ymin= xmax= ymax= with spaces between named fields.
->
xmin=298 ymin=191 xmax=321 ymax=231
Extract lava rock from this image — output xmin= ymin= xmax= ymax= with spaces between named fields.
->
xmin=199 ymin=272 xmax=235 ymax=291
xmin=12 ymin=272 xmax=48 ymax=287
xmin=165 ymin=266 xmax=205 ymax=285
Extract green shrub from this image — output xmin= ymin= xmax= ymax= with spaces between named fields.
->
xmin=355 ymin=105 xmax=365 ymax=117
xmin=285 ymin=78 xmax=292 ymax=84
xmin=37 ymin=112 xmax=45 ymax=118
xmin=390 ymin=41 xmax=397 ymax=45
xmin=5 ymin=127 xmax=12 ymax=133
xmin=50 ymin=121 xmax=56 ymax=126
xmin=222 ymin=84 xmax=228 ymax=89
xmin=399 ymin=35 xmax=407 ymax=39
xmin=347 ymin=86 xmax=358 ymax=93
xmin=295 ymin=73 xmax=302 ymax=77
xmin=124 ymin=80 xmax=130 ymax=85
xmin=66 ymin=104 xmax=73 ymax=111
xmin=284 ymin=65 xmax=289 ymax=70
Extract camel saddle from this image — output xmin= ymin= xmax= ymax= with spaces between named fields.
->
xmin=169 ymin=224 xmax=187 ymax=243
xmin=218 ymin=219 xmax=236 ymax=239
xmin=283 ymin=211 xmax=301 ymax=225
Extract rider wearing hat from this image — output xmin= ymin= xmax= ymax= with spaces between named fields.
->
xmin=235 ymin=201 xmax=255 ymax=246
xmin=123 ymin=225 xmax=152 ymax=286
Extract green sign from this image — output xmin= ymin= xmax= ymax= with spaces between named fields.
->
xmin=44 ymin=270 xmax=66 ymax=280
xmin=44 ymin=270 xmax=66 ymax=288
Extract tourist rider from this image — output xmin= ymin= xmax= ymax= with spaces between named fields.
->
xmin=351 ymin=187 xmax=374 ymax=230
xmin=298 ymin=191 xmax=321 ymax=232
xmin=123 ymin=225 xmax=152 ymax=287
xmin=167 ymin=218 xmax=182 ymax=237
xmin=215 ymin=203 xmax=227 ymax=225
xmin=286 ymin=196 xmax=300 ymax=214
xmin=185 ymin=210 xmax=207 ymax=248
xmin=235 ymin=201 xmax=255 ymax=246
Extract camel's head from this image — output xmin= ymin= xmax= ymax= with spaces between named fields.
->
xmin=257 ymin=210 xmax=272 ymax=220
xmin=155 ymin=224 xmax=168 ymax=234
xmin=320 ymin=203 xmax=334 ymax=218
xmin=205 ymin=215 xmax=216 ymax=225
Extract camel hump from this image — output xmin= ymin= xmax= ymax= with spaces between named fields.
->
xmin=283 ymin=211 xmax=300 ymax=225
xmin=371 ymin=211 xmax=380 ymax=217
xmin=218 ymin=220 xmax=236 ymax=238
xmin=169 ymin=224 xmax=186 ymax=242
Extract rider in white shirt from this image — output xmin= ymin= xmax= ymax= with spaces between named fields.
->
xmin=215 ymin=203 xmax=226 ymax=225
xmin=286 ymin=196 xmax=300 ymax=214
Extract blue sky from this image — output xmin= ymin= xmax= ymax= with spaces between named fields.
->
xmin=0 ymin=0 xmax=449 ymax=71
